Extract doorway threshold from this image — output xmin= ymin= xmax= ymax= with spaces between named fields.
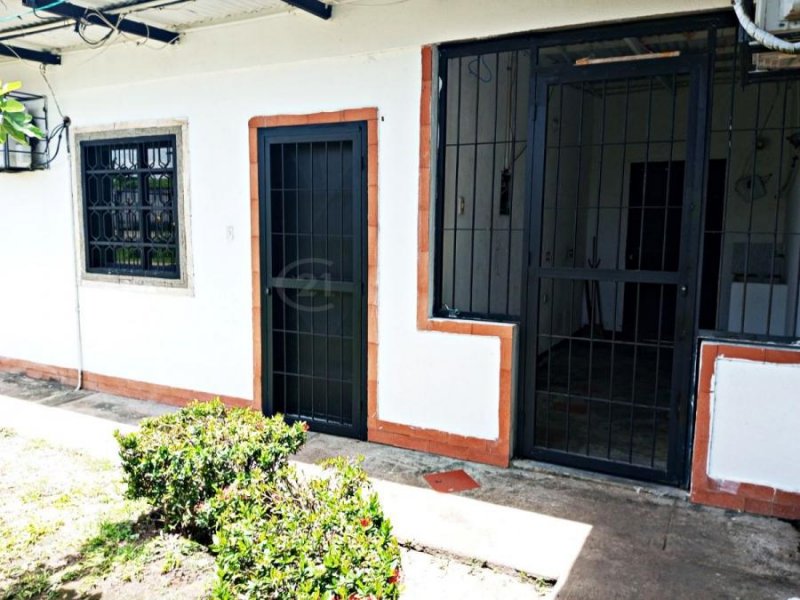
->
xmin=511 ymin=458 xmax=689 ymax=501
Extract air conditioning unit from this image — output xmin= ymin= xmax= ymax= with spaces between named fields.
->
xmin=756 ymin=0 xmax=800 ymax=35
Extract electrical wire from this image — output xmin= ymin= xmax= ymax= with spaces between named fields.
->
xmin=72 ymin=6 xmax=176 ymax=50
xmin=75 ymin=14 xmax=115 ymax=47
xmin=35 ymin=118 xmax=68 ymax=167
xmin=467 ymin=55 xmax=492 ymax=83
xmin=1 ymin=1 xmax=181 ymax=59
xmin=39 ymin=64 xmax=64 ymax=118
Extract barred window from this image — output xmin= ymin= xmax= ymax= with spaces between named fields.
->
xmin=435 ymin=48 xmax=532 ymax=320
xmin=81 ymin=135 xmax=180 ymax=279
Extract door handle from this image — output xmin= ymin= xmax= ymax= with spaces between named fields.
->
xmin=679 ymin=285 xmax=688 ymax=297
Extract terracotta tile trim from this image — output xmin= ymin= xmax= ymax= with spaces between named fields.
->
xmin=0 ymin=357 xmax=251 ymax=409
xmin=367 ymin=45 xmax=514 ymax=467
xmin=249 ymin=109 xmax=379 ymax=419
xmin=691 ymin=342 xmax=800 ymax=519
xmin=247 ymin=54 xmax=513 ymax=468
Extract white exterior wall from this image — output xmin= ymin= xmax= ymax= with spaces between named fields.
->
xmin=0 ymin=0 xmax=727 ymax=440
xmin=709 ymin=357 xmax=800 ymax=492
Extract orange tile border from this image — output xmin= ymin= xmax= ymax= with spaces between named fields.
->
xmin=248 ymin=50 xmax=514 ymax=468
xmin=0 ymin=357 xmax=251 ymax=409
xmin=6 ymin=50 xmax=511 ymax=469
xmin=691 ymin=341 xmax=800 ymax=519
xmin=367 ymin=46 xmax=514 ymax=467
xmin=248 ymin=109 xmax=379 ymax=416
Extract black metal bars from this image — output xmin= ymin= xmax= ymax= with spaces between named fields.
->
xmin=281 ymin=0 xmax=332 ymax=20
xmin=435 ymin=48 xmax=531 ymax=320
xmin=259 ymin=123 xmax=367 ymax=440
xmin=0 ymin=42 xmax=60 ymax=64
xmin=703 ymin=27 xmax=800 ymax=340
xmin=81 ymin=135 xmax=180 ymax=279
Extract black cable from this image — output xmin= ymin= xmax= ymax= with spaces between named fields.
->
xmin=37 ymin=117 xmax=70 ymax=167
xmin=75 ymin=10 xmax=114 ymax=47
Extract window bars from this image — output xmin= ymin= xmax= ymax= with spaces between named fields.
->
xmin=435 ymin=24 xmax=800 ymax=343
xmin=81 ymin=135 xmax=180 ymax=279
xmin=704 ymin=31 xmax=800 ymax=339
xmin=435 ymin=48 xmax=531 ymax=320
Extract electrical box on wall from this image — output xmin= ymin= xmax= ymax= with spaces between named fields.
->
xmin=756 ymin=0 xmax=800 ymax=35
xmin=0 ymin=91 xmax=48 ymax=172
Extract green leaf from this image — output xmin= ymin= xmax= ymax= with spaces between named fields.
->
xmin=0 ymin=99 xmax=25 ymax=113
xmin=26 ymin=124 xmax=45 ymax=140
xmin=0 ymin=81 xmax=22 ymax=97
xmin=0 ymin=81 xmax=45 ymax=146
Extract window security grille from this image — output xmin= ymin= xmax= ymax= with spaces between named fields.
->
xmin=435 ymin=49 xmax=532 ymax=320
xmin=81 ymin=135 xmax=180 ymax=279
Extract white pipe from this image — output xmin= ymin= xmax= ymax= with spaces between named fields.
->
xmin=733 ymin=0 xmax=800 ymax=54
xmin=65 ymin=127 xmax=84 ymax=391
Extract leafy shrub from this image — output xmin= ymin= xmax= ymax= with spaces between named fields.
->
xmin=114 ymin=399 xmax=306 ymax=535
xmin=212 ymin=458 xmax=402 ymax=600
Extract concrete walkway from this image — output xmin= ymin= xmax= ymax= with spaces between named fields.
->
xmin=1 ymin=371 xmax=798 ymax=599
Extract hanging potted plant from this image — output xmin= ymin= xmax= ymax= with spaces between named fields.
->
xmin=0 ymin=80 xmax=45 ymax=170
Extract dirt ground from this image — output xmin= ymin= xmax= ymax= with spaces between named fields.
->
xmin=0 ymin=425 xmax=550 ymax=599
xmin=0 ymin=426 xmax=216 ymax=599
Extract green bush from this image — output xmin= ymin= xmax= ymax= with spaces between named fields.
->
xmin=114 ymin=399 xmax=306 ymax=535
xmin=212 ymin=458 xmax=402 ymax=600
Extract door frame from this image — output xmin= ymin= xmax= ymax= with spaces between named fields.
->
xmin=256 ymin=121 xmax=369 ymax=440
xmin=517 ymin=52 xmax=711 ymax=486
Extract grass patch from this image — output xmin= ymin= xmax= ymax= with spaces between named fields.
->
xmin=0 ymin=431 xmax=215 ymax=599
xmin=0 ymin=518 xmax=65 ymax=559
xmin=61 ymin=517 xmax=156 ymax=584
xmin=0 ymin=567 xmax=55 ymax=600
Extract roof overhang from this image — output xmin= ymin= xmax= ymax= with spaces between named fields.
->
xmin=0 ymin=0 xmax=335 ymax=66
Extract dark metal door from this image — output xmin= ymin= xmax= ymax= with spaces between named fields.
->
xmin=258 ymin=123 xmax=367 ymax=439
xmin=521 ymin=56 xmax=708 ymax=484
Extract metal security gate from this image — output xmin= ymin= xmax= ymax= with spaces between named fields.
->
xmin=258 ymin=123 xmax=367 ymax=439
xmin=521 ymin=56 xmax=708 ymax=484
